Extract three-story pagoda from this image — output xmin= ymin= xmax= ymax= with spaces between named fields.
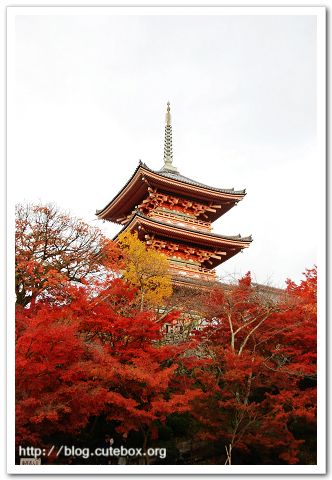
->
xmin=96 ymin=103 xmax=252 ymax=287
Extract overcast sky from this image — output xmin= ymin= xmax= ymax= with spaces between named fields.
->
xmin=11 ymin=11 xmax=320 ymax=287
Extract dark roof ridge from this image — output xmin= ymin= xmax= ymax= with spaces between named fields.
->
xmin=140 ymin=162 xmax=246 ymax=195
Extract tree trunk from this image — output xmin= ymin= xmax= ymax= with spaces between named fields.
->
xmin=225 ymin=443 xmax=232 ymax=465
xmin=142 ymin=429 xmax=150 ymax=464
xmin=140 ymin=291 xmax=145 ymax=312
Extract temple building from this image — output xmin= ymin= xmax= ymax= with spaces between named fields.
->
xmin=96 ymin=103 xmax=252 ymax=287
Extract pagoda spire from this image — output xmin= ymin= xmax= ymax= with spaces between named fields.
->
xmin=161 ymin=102 xmax=178 ymax=173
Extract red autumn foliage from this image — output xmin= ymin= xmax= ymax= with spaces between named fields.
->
xmin=15 ymin=203 xmax=122 ymax=307
xmin=15 ymin=203 xmax=317 ymax=465
xmin=190 ymin=268 xmax=317 ymax=464
xmin=15 ymin=276 xmax=200 ymax=458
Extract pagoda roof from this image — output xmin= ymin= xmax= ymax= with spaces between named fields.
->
xmin=96 ymin=161 xmax=246 ymax=223
xmin=150 ymin=163 xmax=244 ymax=195
xmin=113 ymin=212 xmax=252 ymax=268
xmin=114 ymin=211 xmax=252 ymax=244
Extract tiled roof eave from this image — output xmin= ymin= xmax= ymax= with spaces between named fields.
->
xmin=96 ymin=162 xmax=246 ymax=219
xmin=96 ymin=163 xmax=142 ymax=216
xmin=114 ymin=212 xmax=253 ymax=246
xmin=141 ymin=162 xmax=246 ymax=196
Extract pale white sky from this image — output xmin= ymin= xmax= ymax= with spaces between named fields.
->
xmin=11 ymin=11 xmax=320 ymax=287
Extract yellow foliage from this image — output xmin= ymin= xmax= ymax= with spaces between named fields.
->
xmin=117 ymin=232 xmax=172 ymax=310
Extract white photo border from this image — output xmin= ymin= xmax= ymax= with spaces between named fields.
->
xmin=6 ymin=4 xmax=326 ymax=475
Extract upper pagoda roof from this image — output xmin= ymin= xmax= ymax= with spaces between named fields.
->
xmin=148 ymin=162 xmax=244 ymax=195
xmin=97 ymin=103 xmax=247 ymax=224
xmin=96 ymin=161 xmax=246 ymax=223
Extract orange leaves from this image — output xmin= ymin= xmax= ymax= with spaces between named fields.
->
xmin=15 ymin=207 xmax=317 ymax=465
xmin=286 ymin=266 xmax=317 ymax=298
xmin=15 ymin=203 xmax=121 ymax=307
xmin=238 ymin=271 xmax=252 ymax=288
xmin=15 ymin=275 xmax=199 ymax=449
xmin=189 ymin=267 xmax=317 ymax=464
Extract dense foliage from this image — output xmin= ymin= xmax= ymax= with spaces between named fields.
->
xmin=15 ymin=204 xmax=317 ymax=465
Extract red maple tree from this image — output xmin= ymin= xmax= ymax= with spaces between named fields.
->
xmin=15 ymin=203 xmax=121 ymax=307
xmin=15 ymin=203 xmax=317 ymax=465
xmin=15 ymin=276 xmax=200 ymax=462
xmin=190 ymin=269 xmax=317 ymax=464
